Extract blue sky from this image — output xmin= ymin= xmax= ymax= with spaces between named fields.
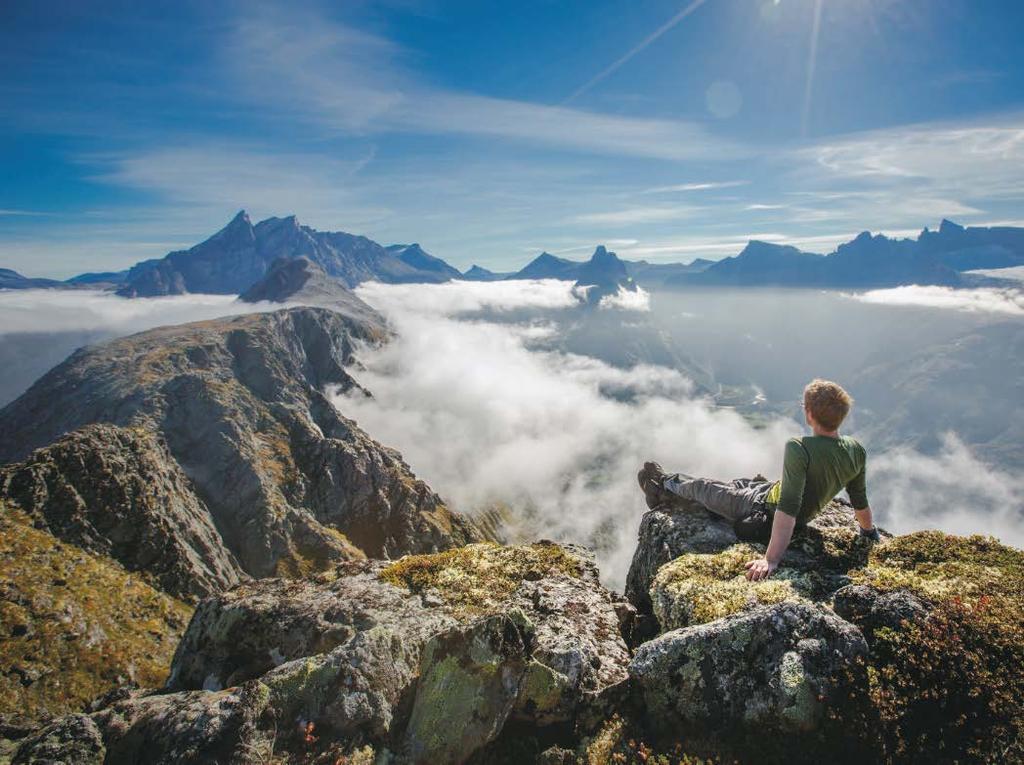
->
xmin=2 ymin=0 xmax=1023 ymax=278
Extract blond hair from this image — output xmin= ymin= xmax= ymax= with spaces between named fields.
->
xmin=803 ymin=379 xmax=853 ymax=431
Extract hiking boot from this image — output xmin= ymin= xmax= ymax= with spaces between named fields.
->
xmin=637 ymin=461 xmax=671 ymax=509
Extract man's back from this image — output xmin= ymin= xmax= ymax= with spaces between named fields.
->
xmin=771 ymin=434 xmax=868 ymax=525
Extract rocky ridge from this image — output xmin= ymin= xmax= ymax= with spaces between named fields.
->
xmin=9 ymin=479 xmax=1022 ymax=763
xmin=0 ymin=306 xmax=484 ymax=581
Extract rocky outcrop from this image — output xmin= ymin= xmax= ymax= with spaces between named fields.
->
xmin=14 ymin=542 xmax=631 ymax=764
xmin=0 ymin=424 xmax=243 ymax=602
xmin=626 ymin=497 xmax=864 ymax=618
xmin=0 ymin=307 xmax=485 ymax=583
xmin=631 ymin=602 xmax=868 ymax=743
xmin=237 ymin=256 xmax=386 ymax=327
xmin=12 ymin=684 xmax=273 ymax=765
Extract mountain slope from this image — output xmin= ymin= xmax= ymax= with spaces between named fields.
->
xmin=511 ymin=252 xmax=581 ymax=280
xmin=852 ymin=321 xmax=1024 ymax=468
xmin=0 ymin=268 xmax=66 ymax=290
xmin=386 ymin=243 xmax=463 ymax=280
xmin=573 ymin=246 xmax=638 ymax=304
xmin=462 ymin=264 xmax=512 ymax=281
xmin=237 ymin=255 xmax=386 ymax=326
xmin=0 ymin=502 xmax=192 ymax=722
xmin=0 ymin=306 xmax=485 ymax=580
xmin=116 ymin=212 xmax=460 ymax=297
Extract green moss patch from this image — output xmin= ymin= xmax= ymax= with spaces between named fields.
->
xmin=379 ymin=542 xmax=582 ymax=613
xmin=0 ymin=504 xmax=192 ymax=721
xmin=850 ymin=530 xmax=1024 ymax=604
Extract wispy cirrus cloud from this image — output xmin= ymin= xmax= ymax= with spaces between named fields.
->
xmin=638 ymin=180 xmax=750 ymax=195
xmin=800 ymin=116 xmax=1024 ymax=196
xmin=570 ymin=205 xmax=704 ymax=226
xmin=224 ymin=5 xmax=745 ymax=163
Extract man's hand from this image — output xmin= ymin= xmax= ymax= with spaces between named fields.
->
xmin=859 ymin=525 xmax=881 ymax=542
xmin=745 ymin=558 xmax=777 ymax=581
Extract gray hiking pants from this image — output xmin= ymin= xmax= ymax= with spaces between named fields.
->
xmin=663 ymin=474 xmax=774 ymax=523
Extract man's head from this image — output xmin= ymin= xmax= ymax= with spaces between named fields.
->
xmin=803 ymin=379 xmax=853 ymax=432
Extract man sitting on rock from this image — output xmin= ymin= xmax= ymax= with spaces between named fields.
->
xmin=638 ymin=378 xmax=879 ymax=582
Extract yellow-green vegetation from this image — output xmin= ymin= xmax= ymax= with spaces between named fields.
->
xmin=582 ymin=715 xmax=714 ymax=765
xmin=275 ymin=526 xmax=365 ymax=579
xmin=0 ymin=503 xmax=193 ymax=720
xmin=379 ymin=542 xmax=583 ymax=613
xmin=845 ymin=531 xmax=1024 ymax=763
xmin=850 ymin=529 xmax=1024 ymax=603
xmin=651 ymin=544 xmax=819 ymax=628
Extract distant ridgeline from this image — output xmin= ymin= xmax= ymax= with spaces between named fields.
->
xmin=3 ymin=214 xmax=1024 ymax=294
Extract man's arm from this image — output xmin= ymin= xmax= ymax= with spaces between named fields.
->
xmin=745 ymin=510 xmax=797 ymax=581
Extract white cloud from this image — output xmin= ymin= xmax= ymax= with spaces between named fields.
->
xmin=600 ymin=286 xmax=651 ymax=312
xmin=848 ymin=285 xmax=1024 ymax=316
xmin=0 ymin=289 xmax=277 ymax=334
xmin=639 ymin=181 xmax=750 ymax=195
xmin=338 ymin=280 xmax=793 ymax=586
xmin=806 ymin=120 xmax=1024 ymax=188
xmin=357 ymin=278 xmax=581 ymax=316
xmin=870 ymin=434 xmax=1024 ymax=548
xmin=336 ymin=281 xmax=1024 ymax=588
xmin=570 ymin=205 xmax=703 ymax=226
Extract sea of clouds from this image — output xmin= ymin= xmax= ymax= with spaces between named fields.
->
xmin=3 ymin=281 xmax=1021 ymax=588
xmin=340 ymin=280 xmax=1024 ymax=587
xmin=0 ymin=289 xmax=286 ymax=405
xmin=848 ymin=284 xmax=1024 ymax=316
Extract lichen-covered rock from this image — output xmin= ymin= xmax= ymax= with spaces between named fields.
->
xmin=630 ymin=602 xmax=868 ymax=742
xmin=650 ymin=543 xmax=817 ymax=630
xmin=261 ymin=625 xmax=420 ymax=742
xmin=14 ymin=683 xmax=274 ymax=765
xmin=647 ymin=518 xmax=873 ymax=633
xmin=624 ymin=501 xmax=735 ymax=615
xmin=167 ymin=561 xmax=457 ymax=692
xmin=95 ymin=542 xmax=628 ymax=765
xmin=11 ymin=714 xmax=106 ymax=765
xmin=627 ymin=499 xmax=868 ymax=616
xmin=0 ymin=424 xmax=244 ymax=602
xmin=405 ymin=612 xmax=533 ymax=764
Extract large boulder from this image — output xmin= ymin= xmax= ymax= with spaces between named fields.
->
xmin=625 ymin=498 xmax=866 ymax=617
xmin=13 ymin=684 xmax=273 ymax=765
xmin=19 ymin=542 xmax=630 ymax=765
xmin=630 ymin=602 xmax=868 ymax=749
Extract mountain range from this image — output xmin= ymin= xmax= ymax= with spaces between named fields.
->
xmin=3 ymin=215 xmax=1024 ymax=295
xmin=681 ymin=219 xmax=1024 ymax=288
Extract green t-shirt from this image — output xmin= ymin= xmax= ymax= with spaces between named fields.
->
xmin=764 ymin=435 xmax=868 ymax=525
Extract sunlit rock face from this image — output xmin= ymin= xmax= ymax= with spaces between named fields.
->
xmin=0 ymin=306 xmax=484 ymax=580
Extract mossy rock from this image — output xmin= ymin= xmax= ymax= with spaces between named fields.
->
xmin=379 ymin=541 xmax=583 ymax=614
xmin=849 ymin=529 xmax=1024 ymax=604
xmin=650 ymin=543 xmax=823 ymax=630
